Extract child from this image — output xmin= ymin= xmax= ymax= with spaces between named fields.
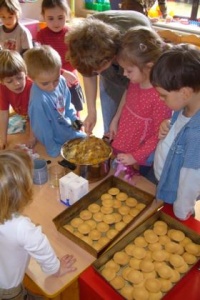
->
xmin=0 ymin=150 xmax=77 ymax=299
xmin=110 ymin=26 xmax=172 ymax=180
xmin=150 ymin=43 xmax=200 ymax=220
xmin=0 ymin=0 xmax=33 ymax=54
xmin=36 ymin=0 xmax=84 ymax=115
xmin=23 ymin=45 xmax=86 ymax=158
xmin=0 ymin=49 xmax=35 ymax=150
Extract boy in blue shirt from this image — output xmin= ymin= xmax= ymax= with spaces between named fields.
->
xmin=150 ymin=44 xmax=200 ymax=220
xmin=24 ymin=45 xmax=85 ymax=157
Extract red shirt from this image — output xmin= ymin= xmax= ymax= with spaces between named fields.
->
xmin=36 ymin=26 xmax=74 ymax=72
xmin=0 ymin=78 xmax=32 ymax=116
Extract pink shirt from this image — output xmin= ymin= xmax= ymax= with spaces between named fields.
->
xmin=112 ymin=83 xmax=172 ymax=164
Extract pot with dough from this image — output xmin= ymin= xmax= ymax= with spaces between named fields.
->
xmin=60 ymin=136 xmax=113 ymax=182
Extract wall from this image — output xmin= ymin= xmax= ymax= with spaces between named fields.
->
xmin=20 ymin=0 xmax=43 ymax=21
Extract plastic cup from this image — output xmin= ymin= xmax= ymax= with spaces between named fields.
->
xmin=48 ymin=165 xmax=66 ymax=188
xmin=33 ymin=159 xmax=48 ymax=185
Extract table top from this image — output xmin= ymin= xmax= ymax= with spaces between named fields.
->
xmin=7 ymin=132 xmax=160 ymax=298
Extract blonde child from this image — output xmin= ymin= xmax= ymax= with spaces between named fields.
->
xmin=0 ymin=0 xmax=33 ymax=54
xmin=110 ymin=26 xmax=172 ymax=179
xmin=0 ymin=49 xmax=35 ymax=150
xmin=0 ymin=150 xmax=77 ymax=299
xmin=150 ymin=44 xmax=200 ymax=220
xmin=24 ymin=45 xmax=86 ymax=158
xmin=36 ymin=0 xmax=84 ymax=115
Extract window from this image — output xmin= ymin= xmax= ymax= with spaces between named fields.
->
xmin=167 ymin=0 xmax=200 ymax=21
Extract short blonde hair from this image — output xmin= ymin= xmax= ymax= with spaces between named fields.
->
xmin=24 ymin=45 xmax=62 ymax=80
xmin=0 ymin=50 xmax=27 ymax=81
xmin=0 ymin=150 xmax=33 ymax=224
xmin=0 ymin=0 xmax=21 ymax=17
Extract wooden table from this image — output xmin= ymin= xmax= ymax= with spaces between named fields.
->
xmin=7 ymin=132 xmax=160 ymax=300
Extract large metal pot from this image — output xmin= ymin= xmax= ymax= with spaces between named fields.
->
xmin=60 ymin=137 xmax=112 ymax=182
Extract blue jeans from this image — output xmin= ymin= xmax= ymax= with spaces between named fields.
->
xmin=100 ymin=79 xmax=120 ymax=134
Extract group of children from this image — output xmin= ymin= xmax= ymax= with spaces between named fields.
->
xmin=1 ymin=4 xmax=200 ymax=299
xmin=0 ymin=0 xmax=85 ymax=154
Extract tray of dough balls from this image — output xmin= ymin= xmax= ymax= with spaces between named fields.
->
xmin=53 ymin=175 xmax=155 ymax=257
xmin=93 ymin=210 xmax=200 ymax=300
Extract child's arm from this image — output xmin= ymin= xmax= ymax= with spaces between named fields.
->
xmin=53 ymin=254 xmax=77 ymax=277
xmin=0 ymin=110 xmax=9 ymax=149
xmin=173 ymin=168 xmax=200 ymax=220
xmin=26 ymin=125 xmax=37 ymax=149
xmin=109 ymin=91 xmax=127 ymax=141
xmin=61 ymin=70 xmax=78 ymax=87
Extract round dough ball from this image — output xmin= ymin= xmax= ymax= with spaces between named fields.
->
xmin=157 ymin=264 xmax=173 ymax=279
xmin=101 ymin=206 xmax=113 ymax=214
xmin=182 ymin=252 xmax=198 ymax=264
xmin=143 ymin=270 xmax=157 ymax=280
xmin=175 ymin=262 xmax=189 ymax=274
xmin=80 ymin=209 xmax=92 ymax=220
xmin=113 ymin=199 xmax=122 ymax=209
xmin=148 ymin=291 xmax=163 ymax=300
xmin=140 ymin=260 xmax=155 ymax=273
xmin=116 ymin=192 xmax=128 ymax=201
xmin=148 ymin=242 xmax=163 ymax=252
xmin=153 ymin=225 xmax=167 ymax=236
xmin=136 ymin=203 xmax=146 ymax=211
xmin=118 ymin=205 xmax=130 ymax=216
xmin=101 ymin=267 xmax=116 ymax=281
xmin=152 ymin=250 xmax=167 ymax=262
xmin=159 ymin=235 xmax=171 ymax=245
xmin=122 ymin=267 xmax=132 ymax=280
xmin=185 ymin=242 xmax=199 ymax=255
xmin=180 ymin=236 xmax=192 ymax=247
xmin=81 ymin=236 xmax=93 ymax=245
xmin=98 ymin=236 xmax=110 ymax=246
xmin=110 ymin=276 xmax=125 ymax=290
xmin=89 ymin=229 xmax=101 ymax=240
xmin=112 ymin=213 xmax=122 ymax=223
xmin=169 ymin=254 xmax=185 ymax=268
xmin=145 ymin=278 xmax=161 ymax=293
xmin=132 ymin=287 xmax=149 ymax=300
xmin=101 ymin=193 xmax=113 ymax=201
xmin=170 ymin=229 xmax=185 ymax=242
xmin=88 ymin=203 xmax=101 ymax=213
xmin=70 ymin=217 xmax=83 ymax=228
xmin=120 ymin=285 xmax=134 ymax=300
xmin=125 ymin=197 xmax=138 ymax=207
xmin=132 ymin=246 xmax=146 ymax=259
xmin=129 ymin=257 xmax=141 ymax=270
xmin=165 ymin=241 xmax=180 ymax=254
xmin=123 ymin=214 xmax=133 ymax=224
xmin=154 ymin=220 xmax=168 ymax=228
xmin=105 ymin=260 xmax=120 ymax=272
xmin=102 ymin=198 xmax=114 ymax=208
xmin=115 ymin=221 xmax=126 ymax=231
xmin=134 ymin=236 xmax=148 ymax=248
xmin=127 ymin=269 xmax=144 ymax=284
xmin=144 ymin=230 xmax=159 ymax=244
xmin=125 ymin=244 xmax=135 ymax=256
xmin=78 ymin=223 xmax=91 ymax=235
xmin=108 ymin=187 xmax=120 ymax=195
xmin=63 ymin=224 xmax=74 ymax=233
xmin=129 ymin=208 xmax=140 ymax=217
xmin=96 ymin=222 xmax=109 ymax=233
xmin=93 ymin=212 xmax=104 ymax=222
xmin=103 ymin=214 xmax=116 ymax=225
xmin=93 ymin=242 xmax=102 ymax=251
xmin=169 ymin=269 xmax=181 ymax=283
xmin=159 ymin=278 xmax=172 ymax=293
xmin=113 ymin=251 xmax=130 ymax=265
xmin=106 ymin=229 xmax=118 ymax=239
xmin=85 ymin=219 xmax=96 ymax=230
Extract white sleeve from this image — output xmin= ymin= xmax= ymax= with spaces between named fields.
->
xmin=173 ymin=167 xmax=200 ymax=220
xmin=18 ymin=218 xmax=60 ymax=275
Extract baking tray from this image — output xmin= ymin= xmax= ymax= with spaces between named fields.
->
xmin=93 ymin=211 xmax=200 ymax=299
xmin=53 ymin=175 xmax=156 ymax=257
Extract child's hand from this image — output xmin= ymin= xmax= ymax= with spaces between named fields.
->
xmin=54 ymin=254 xmax=77 ymax=277
xmin=159 ymin=119 xmax=170 ymax=139
xmin=26 ymin=136 xmax=37 ymax=149
xmin=117 ymin=153 xmax=136 ymax=166
xmin=0 ymin=139 xmax=6 ymax=150
xmin=62 ymin=70 xmax=78 ymax=87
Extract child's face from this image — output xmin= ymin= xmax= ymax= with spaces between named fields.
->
xmin=118 ymin=59 xmax=149 ymax=85
xmin=34 ymin=69 xmax=60 ymax=92
xmin=43 ymin=6 xmax=67 ymax=33
xmin=0 ymin=7 xmax=18 ymax=30
xmin=155 ymin=86 xmax=189 ymax=111
xmin=2 ymin=72 xmax=26 ymax=94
